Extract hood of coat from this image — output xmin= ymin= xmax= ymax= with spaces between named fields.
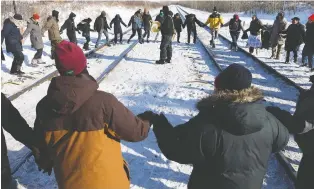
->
xmin=197 ymin=87 xmax=266 ymax=135
xmin=115 ymin=14 xmax=121 ymax=19
xmin=29 ymin=17 xmax=39 ymax=25
xmin=185 ymin=14 xmax=195 ymax=19
xmin=9 ymin=16 xmax=25 ymax=28
xmin=46 ymin=76 xmax=99 ymax=115
xmin=69 ymin=12 xmax=76 ymax=20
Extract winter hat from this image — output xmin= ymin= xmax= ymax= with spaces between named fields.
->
xmin=214 ymin=64 xmax=252 ymax=91
xmin=233 ymin=14 xmax=239 ymax=20
xmin=308 ymin=14 xmax=314 ymax=21
xmin=163 ymin=6 xmax=169 ymax=15
xmin=13 ymin=14 xmax=23 ymax=20
xmin=33 ymin=13 xmax=40 ymax=20
xmin=55 ymin=40 xmax=87 ymax=76
xmin=213 ymin=6 xmax=217 ymax=12
xmin=278 ymin=12 xmax=284 ymax=17
xmin=101 ymin=11 xmax=106 ymax=17
xmin=52 ymin=10 xmax=59 ymax=17
xmin=291 ymin=17 xmax=300 ymax=21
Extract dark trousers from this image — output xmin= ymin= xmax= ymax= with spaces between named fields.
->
xmin=67 ymin=33 xmax=77 ymax=45
xmin=286 ymin=49 xmax=298 ymax=62
xmin=114 ymin=33 xmax=123 ymax=43
xmin=160 ymin=35 xmax=172 ymax=61
xmin=296 ymin=154 xmax=314 ymax=189
xmin=176 ymin=31 xmax=181 ymax=42
xmin=143 ymin=28 xmax=150 ymax=40
xmin=11 ymin=51 xmax=24 ymax=72
xmin=129 ymin=28 xmax=142 ymax=42
xmin=96 ymin=29 xmax=109 ymax=47
xmin=302 ymin=44 xmax=314 ymax=68
xmin=211 ymin=29 xmax=218 ymax=42
xmin=187 ymin=28 xmax=197 ymax=43
xmin=84 ymin=36 xmax=90 ymax=49
xmin=230 ymin=31 xmax=240 ymax=48
xmin=34 ymin=49 xmax=43 ymax=59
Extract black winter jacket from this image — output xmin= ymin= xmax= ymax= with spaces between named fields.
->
xmin=110 ymin=14 xmax=127 ymax=34
xmin=304 ymin=22 xmax=314 ymax=50
xmin=227 ymin=18 xmax=244 ymax=32
xmin=173 ymin=13 xmax=183 ymax=32
xmin=282 ymin=23 xmax=305 ymax=51
xmin=153 ymin=87 xmax=289 ymax=189
xmin=60 ymin=12 xmax=78 ymax=35
xmin=183 ymin=14 xmax=203 ymax=30
xmin=160 ymin=14 xmax=174 ymax=36
xmin=247 ymin=19 xmax=264 ymax=36
xmin=1 ymin=18 xmax=23 ymax=53
xmin=155 ymin=11 xmax=164 ymax=24
xmin=94 ymin=15 xmax=110 ymax=32
xmin=77 ymin=19 xmax=93 ymax=37
xmin=142 ymin=13 xmax=152 ymax=30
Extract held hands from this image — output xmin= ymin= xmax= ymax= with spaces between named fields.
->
xmin=137 ymin=111 xmax=158 ymax=126
xmin=31 ymin=146 xmax=53 ymax=176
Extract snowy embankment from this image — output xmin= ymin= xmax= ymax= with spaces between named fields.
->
xmin=1 ymin=5 xmax=158 ymax=96
xmin=180 ymin=6 xmax=314 ymax=90
xmin=10 ymin=6 xmax=293 ymax=189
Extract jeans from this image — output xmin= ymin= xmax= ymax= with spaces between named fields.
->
xmin=286 ymin=50 xmax=298 ymax=62
xmin=143 ymin=28 xmax=150 ymax=40
xmin=34 ymin=48 xmax=43 ymax=59
xmin=302 ymin=44 xmax=314 ymax=68
xmin=176 ymin=31 xmax=181 ymax=42
xmin=187 ymin=28 xmax=197 ymax=43
xmin=96 ymin=29 xmax=109 ymax=47
xmin=84 ymin=36 xmax=90 ymax=49
xmin=129 ymin=28 xmax=142 ymax=42
xmin=160 ymin=35 xmax=172 ymax=60
xmin=11 ymin=51 xmax=24 ymax=72
xmin=230 ymin=31 xmax=240 ymax=48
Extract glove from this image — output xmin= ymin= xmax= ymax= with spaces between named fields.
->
xmin=31 ymin=146 xmax=53 ymax=176
xmin=220 ymin=23 xmax=224 ymax=27
xmin=137 ymin=111 xmax=158 ymax=126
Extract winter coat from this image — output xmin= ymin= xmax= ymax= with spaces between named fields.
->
xmin=128 ymin=14 xmax=143 ymax=30
xmin=60 ymin=12 xmax=78 ymax=36
xmin=1 ymin=17 xmax=23 ymax=53
xmin=246 ymin=19 xmax=264 ymax=36
xmin=153 ymin=87 xmax=289 ymax=189
xmin=1 ymin=93 xmax=37 ymax=188
xmin=77 ymin=19 xmax=93 ymax=37
xmin=94 ymin=15 xmax=110 ymax=32
xmin=110 ymin=14 xmax=127 ymax=34
xmin=34 ymin=76 xmax=150 ymax=189
xmin=282 ymin=23 xmax=305 ymax=51
xmin=183 ymin=14 xmax=203 ymax=31
xmin=226 ymin=18 xmax=244 ymax=32
xmin=270 ymin=17 xmax=287 ymax=46
xmin=22 ymin=18 xmax=44 ymax=50
xmin=266 ymin=88 xmax=314 ymax=189
xmin=142 ymin=13 xmax=152 ymax=30
xmin=160 ymin=14 xmax=174 ymax=36
xmin=41 ymin=16 xmax=62 ymax=41
xmin=205 ymin=12 xmax=224 ymax=29
xmin=304 ymin=22 xmax=314 ymax=51
xmin=173 ymin=14 xmax=183 ymax=32
xmin=155 ymin=11 xmax=164 ymax=24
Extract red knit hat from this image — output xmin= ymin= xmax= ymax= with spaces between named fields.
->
xmin=55 ymin=40 xmax=87 ymax=76
xmin=309 ymin=14 xmax=314 ymax=21
xmin=33 ymin=13 xmax=40 ymax=20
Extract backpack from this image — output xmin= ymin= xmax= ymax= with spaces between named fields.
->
xmin=229 ymin=19 xmax=239 ymax=31
xmin=77 ymin=22 xmax=85 ymax=32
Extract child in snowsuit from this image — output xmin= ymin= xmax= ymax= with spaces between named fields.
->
xmin=173 ymin=13 xmax=183 ymax=43
xmin=224 ymin=14 xmax=244 ymax=51
xmin=60 ymin=12 xmax=80 ymax=45
xmin=183 ymin=14 xmax=204 ymax=44
xmin=23 ymin=13 xmax=45 ymax=66
xmin=110 ymin=14 xmax=127 ymax=44
xmin=142 ymin=9 xmax=152 ymax=43
xmin=128 ymin=11 xmax=143 ymax=44
xmin=77 ymin=18 xmax=94 ymax=50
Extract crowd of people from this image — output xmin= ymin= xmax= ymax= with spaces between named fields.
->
xmin=1 ymin=5 xmax=314 ymax=189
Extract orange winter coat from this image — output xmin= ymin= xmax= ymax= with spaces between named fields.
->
xmin=34 ymin=76 xmax=150 ymax=189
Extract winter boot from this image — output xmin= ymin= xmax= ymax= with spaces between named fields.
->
xmin=294 ymin=56 xmax=297 ymax=64
xmin=147 ymin=39 xmax=149 ymax=43
xmin=127 ymin=39 xmax=130 ymax=44
xmin=165 ymin=59 xmax=171 ymax=63
xmin=37 ymin=58 xmax=46 ymax=64
xmin=210 ymin=40 xmax=213 ymax=45
xmin=249 ymin=47 xmax=254 ymax=54
xmin=156 ymin=60 xmax=165 ymax=64
xmin=11 ymin=65 xmax=25 ymax=75
xmin=31 ymin=59 xmax=39 ymax=67
xmin=51 ymin=52 xmax=55 ymax=60
xmin=83 ymin=43 xmax=90 ymax=50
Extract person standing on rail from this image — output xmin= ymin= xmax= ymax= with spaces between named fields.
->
xmin=77 ymin=18 xmax=94 ymax=50
xmin=41 ymin=10 xmax=62 ymax=60
xmin=110 ymin=14 xmax=127 ymax=45
xmin=204 ymin=6 xmax=224 ymax=48
xmin=183 ymin=14 xmax=204 ymax=44
xmin=60 ymin=12 xmax=80 ymax=45
xmin=154 ymin=10 xmax=165 ymax=42
xmin=1 ymin=93 xmax=40 ymax=189
xmin=141 ymin=63 xmax=289 ymax=189
xmin=224 ymin=14 xmax=244 ymax=51
xmin=94 ymin=11 xmax=111 ymax=48
xmin=142 ymin=8 xmax=152 ymax=43
xmin=244 ymin=15 xmax=265 ymax=55
xmin=280 ymin=17 xmax=305 ymax=64
xmin=267 ymin=74 xmax=314 ymax=189
xmin=301 ymin=14 xmax=314 ymax=71
xmin=269 ymin=12 xmax=287 ymax=60
xmin=33 ymin=40 xmax=153 ymax=189
xmin=173 ymin=13 xmax=183 ymax=43
xmin=23 ymin=13 xmax=46 ymax=66
xmin=2 ymin=14 xmax=26 ymax=75
xmin=156 ymin=6 xmax=174 ymax=64
xmin=127 ymin=10 xmax=144 ymax=44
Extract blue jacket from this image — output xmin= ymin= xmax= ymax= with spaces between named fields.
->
xmin=128 ymin=15 xmax=143 ymax=30
xmin=1 ymin=18 xmax=23 ymax=53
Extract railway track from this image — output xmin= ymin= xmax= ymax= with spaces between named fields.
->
xmin=176 ymin=6 xmax=298 ymax=184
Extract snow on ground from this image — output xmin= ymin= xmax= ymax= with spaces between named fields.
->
xmin=10 ymin=6 xmax=293 ymax=189
xmin=177 ymin=6 xmax=302 ymax=173
xmin=180 ymin=5 xmax=314 ymax=90
xmin=1 ymin=6 xmax=159 ymax=97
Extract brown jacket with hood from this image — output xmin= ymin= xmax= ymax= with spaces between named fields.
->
xmin=34 ymin=75 xmax=150 ymax=189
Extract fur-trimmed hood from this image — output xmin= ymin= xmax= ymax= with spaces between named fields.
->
xmin=9 ymin=16 xmax=25 ymax=28
xmin=197 ymin=87 xmax=267 ymax=135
